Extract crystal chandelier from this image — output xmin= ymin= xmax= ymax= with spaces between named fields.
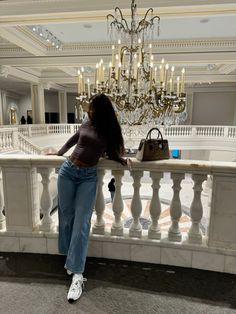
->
xmin=77 ymin=0 xmax=187 ymax=126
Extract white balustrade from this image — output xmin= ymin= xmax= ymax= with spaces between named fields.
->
xmin=0 ymin=156 xmax=236 ymax=273
xmin=18 ymin=133 xmax=42 ymax=154
xmin=38 ymin=167 xmax=55 ymax=232
xmin=148 ymin=172 xmax=162 ymax=239
xmin=111 ymin=169 xmax=124 ymax=236
xmin=92 ymin=169 xmax=106 ymax=235
xmin=188 ymin=174 xmax=206 ymax=244
xmin=129 ymin=170 xmax=143 ymax=238
xmin=168 ymin=173 xmax=185 ymax=242
xmin=0 ymin=129 xmax=16 ymax=151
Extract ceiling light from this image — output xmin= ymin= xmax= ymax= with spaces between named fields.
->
xmin=77 ymin=0 xmax=187 ymax=126
xmin=200 ymin=18 xmax=210 ymax=24
xmin=30 ymin=25 xmax=63 ymax=50
xmin=83 ymin=24 xmax=92 ymax=29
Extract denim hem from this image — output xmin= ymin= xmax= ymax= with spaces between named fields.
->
xmin=65 ymin=263 xmax=84 ymax=274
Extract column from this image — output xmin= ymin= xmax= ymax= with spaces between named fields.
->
xmin=1 ymin=91 xmax=7 ymax=125
xmin=58 ymin=90 xmax=68 ymax=123
xmin=0 ymin=91 xmax=4 ymax=125
xmin=186 ymin=90 xmax=194 ymax=124
xmin=31 ymin=84 xmax=45 ymax=124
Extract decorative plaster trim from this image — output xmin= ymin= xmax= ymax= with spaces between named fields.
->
xmin=218 ymin=64 xmax=236 ymax=74
xmin=0 ymin=27 xmax=47 ymax=56
xmin=58 ymin=38 xmax=236 ymax=53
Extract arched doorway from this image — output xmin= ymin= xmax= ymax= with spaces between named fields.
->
xmin=10 ymin=108 xmax=17 ymax=124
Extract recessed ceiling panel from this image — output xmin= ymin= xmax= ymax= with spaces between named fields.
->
xmin=44 ymin=14 xmax=236 ymax=43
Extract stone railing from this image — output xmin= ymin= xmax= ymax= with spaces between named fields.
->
xmin=0 ymin=128 xmax=18 ymax=152
xmin=0 ymin=155 xmax=236 ymax=274
xmin=0 ymin=124 xmax=235 ymax=155
xmin=1 ymin=124 xmax=236 ymax=140
xmin=18 ymin=133 xmax=42 ymax=155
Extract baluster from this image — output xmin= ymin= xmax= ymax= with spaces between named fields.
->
xmin=8 ymin=133 xmax=11 ymax=149
xmin=148 ymin=172 xmax=162 ymax=239
xmin=188 ymin=174 xmax=206 ymax=244
xmin=111 ymin=169 xmax=124 ymax=236
xmin=92 ymin=169 xmax=106 ymax=235
xmin=2 ymin=133 xmax=6 ymax=150
xmin=129 ymin=170 xmax=143 ymax=238
xmin=0 ymin=169 xmax=6 ymax=230
xmin=5 ymin=133 xmax=9 ymax=149
xmin=202 ymin=174 xmax=211 ymax=196
xmin=0 ymin=134 xmax=3 ymax=150
xmin=38 ymin=168 xmax=55 ymax=231
xmin=168 ymin=173 xmax=184 ymax=242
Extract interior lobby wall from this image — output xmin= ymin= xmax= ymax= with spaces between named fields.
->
xmin=192 ymin=91 xmax=236 ymax=126
xmin=15 ymin=88 xmax=236 ymax=126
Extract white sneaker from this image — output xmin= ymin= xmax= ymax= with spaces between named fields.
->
xmin=67 ymin=274 xmax=87 ymax=303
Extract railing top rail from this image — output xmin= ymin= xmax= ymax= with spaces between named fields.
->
xmin=0 ymin=128 xmax=17 ymax=132
xmin=0 ymin=155 xmax=236 ymax=175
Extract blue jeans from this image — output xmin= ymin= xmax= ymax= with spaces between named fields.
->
xmin=57 ymin=159 xmax=97 ymax=274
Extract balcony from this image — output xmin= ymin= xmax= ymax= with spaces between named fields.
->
xmin=0 ymin=124 xmax=236 ymax=311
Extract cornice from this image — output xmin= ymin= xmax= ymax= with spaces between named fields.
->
xmin=2 ymin=38 xmax=234 ymax=57
xmin=47 ymin=38 xmax=236 ymax=55
xmin=0 ymin=26 xmax=47 ymax=56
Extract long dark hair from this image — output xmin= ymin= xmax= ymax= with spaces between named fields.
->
xmin=89 ymin=94 xmax=125 ymax=163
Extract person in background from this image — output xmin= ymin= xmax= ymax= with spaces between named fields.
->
xmin=20 ymin=115 xmax=26 ymax=124
xmin=50 ymin=94 xmax=126 ymax=303
xmin=27 ymin=115 xmax=32 ymax=124
xmin=108 ymin=177 xmax=115 ymax=202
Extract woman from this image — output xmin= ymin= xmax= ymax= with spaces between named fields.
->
xmin=55 ymin=94 xmax=126 ymax=303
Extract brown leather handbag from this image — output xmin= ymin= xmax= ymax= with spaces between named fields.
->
xmin=136 ymin=128 xmax=170 ymax=161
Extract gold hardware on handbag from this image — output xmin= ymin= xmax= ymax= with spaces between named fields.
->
xmin=136 ymin=128 xmax=170 ymax=161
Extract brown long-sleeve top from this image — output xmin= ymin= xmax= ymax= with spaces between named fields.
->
xmin=57 ymin=121 xmax=106 ymax=166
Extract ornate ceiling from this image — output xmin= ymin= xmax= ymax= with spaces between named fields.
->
xmin=0 ymin=0 xmax=236 ymax=95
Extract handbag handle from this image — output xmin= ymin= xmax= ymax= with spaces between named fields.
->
xmin=146 ymin=128 xmax=164 ymax=141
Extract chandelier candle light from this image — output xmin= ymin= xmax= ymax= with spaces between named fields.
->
xmin=77 ymin=0 xmax=187 ymax=126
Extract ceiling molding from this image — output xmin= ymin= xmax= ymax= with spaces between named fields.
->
xmin=1 ymin=51 xmax=235 ymax=67
xmin=218 ymin=64 xmax=236 ymax=74
xmin=0 ymin=65 xmax=10 ymax=77
xmin=7 ymin=66 xmax=40 ymax=83
xmin=40 ymin=80 xmax=65 ymax=91
xmin=58 ymin=67 xmax=78 ymax=77
xmin=54 ymin=38 xmax=236 ymax=55
xmin=0 ymin=1 xmax=236 ymax=26
xmin=0 ymin=38 xmax=235 ymax=58
xmin=0 ymin=27 xmax=47 ymax=56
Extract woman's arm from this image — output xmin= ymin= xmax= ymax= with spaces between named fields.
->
xmin=57 ymin=130 xmax=80 ymax=156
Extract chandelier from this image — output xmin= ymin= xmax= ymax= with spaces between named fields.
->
xmin=77 ymin=0 xmax=187 ymax=126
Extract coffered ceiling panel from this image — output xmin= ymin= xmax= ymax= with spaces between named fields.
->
xmin=0 ymin=0 xmax=235 ymax=96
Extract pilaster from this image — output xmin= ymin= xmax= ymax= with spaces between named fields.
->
xmin=58 ymin=90 xmax=67 ymax=123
